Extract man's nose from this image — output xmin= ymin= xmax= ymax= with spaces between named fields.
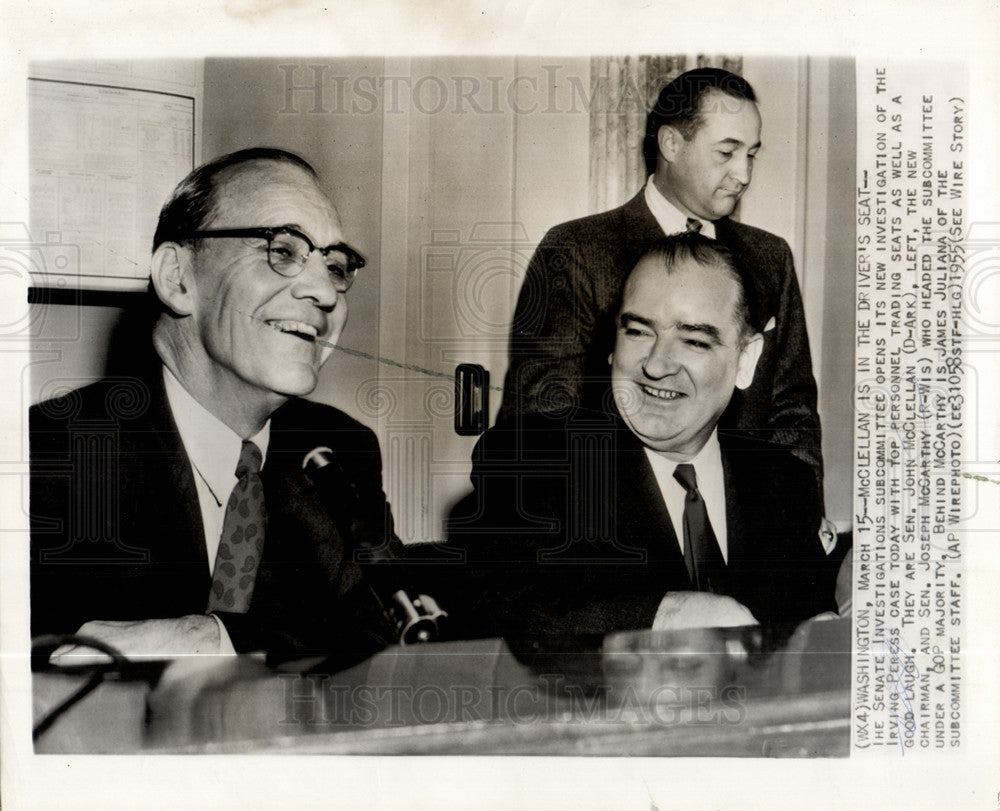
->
xmin=291 ymin=251 xmax=340 ymax=309
xmin=730 ymin=154 xmax=753 ymax=186
xmin=642 ymin=334 xmax=681 ymax=378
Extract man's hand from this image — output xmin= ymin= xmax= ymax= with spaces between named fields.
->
xmin=51 ymin=615 xmax=222 ymax=665
xmin=652 ymin=591 xmax=758 ymax=631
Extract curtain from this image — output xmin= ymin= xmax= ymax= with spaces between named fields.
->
xmin=589 ymin=54 xmax=744 ymax=213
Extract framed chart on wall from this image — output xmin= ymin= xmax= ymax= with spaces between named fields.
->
xmin=26 ymin=76 xmax=196 ymax=293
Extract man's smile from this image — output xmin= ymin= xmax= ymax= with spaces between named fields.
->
xmin=265 ymin=319 xmax=321 ymax=341
xmin=640 ymin=383 xmax=686 ymax=401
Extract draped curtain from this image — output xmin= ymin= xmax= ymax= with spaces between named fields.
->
xmin=589 ymin=54 xmax=744 ymax=213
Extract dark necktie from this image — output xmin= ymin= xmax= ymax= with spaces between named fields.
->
xmin=685 ymin=217 xmax=703 ymax=233
xmin=672 ymin=463 xmax=726 ymax=592
xmin=207 ymin=440 xmax=266 ymax=613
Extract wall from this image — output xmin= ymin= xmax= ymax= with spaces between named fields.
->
xmin=28 ymin=56 xmax=855 ymax=538
xmin=369 ymin=55 xmax=854 ymax=539
xmin=27 ymin=59 xmax=203 ymax=404
xmin=740 ymin=56 xmax=855 ymax=526
xmin=375 ymin=56 xmax=592 ymax=541
xmin=815 ymin=58 xmax=858 ymax=527
xmin=195 ymin=57 xmax=595 ymax=541
xmin=202 ymin=57 xmax=385 ymax=420
xmin=28 ymin=303 xmax=121 ymax=404
xmin=741 ymin=57 xmax=808 ymax=260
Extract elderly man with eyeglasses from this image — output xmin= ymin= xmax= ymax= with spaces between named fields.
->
xmin=30 ymin=148 xmax=401 ymax=670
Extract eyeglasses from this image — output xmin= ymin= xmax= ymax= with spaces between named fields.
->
xmin=184 ymin=226 xmax=366 ymax=291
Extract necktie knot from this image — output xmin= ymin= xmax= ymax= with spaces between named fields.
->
xmin=685 ymin=218 xmax=703 ymax=234
xmin=673 ymin=462 xmax=698 ymax=494
xmin=236 ymin=440 xmax=262 ymax=479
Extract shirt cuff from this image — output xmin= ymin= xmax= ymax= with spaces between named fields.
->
xmin=211 ymin=613 xmax=237 ymax=655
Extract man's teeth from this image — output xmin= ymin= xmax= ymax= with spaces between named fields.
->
xmin=267 ymin=320 xmax=318 ymax=337
xmin=641 ymin=384 xmax=683 ymax=400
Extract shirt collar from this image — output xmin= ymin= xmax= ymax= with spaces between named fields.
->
xmin=163 ymin=366 xmax=270 ymax=498
xmin=642 ymin=429 xmax=728 ymax=560
xmin=643 ymin=429 xmax=722 ymax=478
xmin=644 ymin=176 xmax=717 ymax=240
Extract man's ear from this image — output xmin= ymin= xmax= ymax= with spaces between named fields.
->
xmin=150 ymin=242 xmax=195 ymax=316
xmin=656 ymin=124 xmax=683 ymax=163
xmin=735 ymin=332 xmax=764 ymax=390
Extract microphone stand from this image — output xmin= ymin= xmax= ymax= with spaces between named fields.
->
xmin=302 ymin=446 xmax=447 ymax=645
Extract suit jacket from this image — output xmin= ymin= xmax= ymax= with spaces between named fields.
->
xmin=498 ymin=191 xmax=822 ymax=485
xmin=30 ymin=366 xmax=400 ymax=668
xmin=436 ymin=412 xmax=836 ymax=640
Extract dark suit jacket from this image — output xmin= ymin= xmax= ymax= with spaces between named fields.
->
xmin=436 ymin=412 xmax=836 ymax=640
xmin=30 ymin=367 xmax=400 ymax=668
xmin=498 ymin=191 xmax=822 ymax=485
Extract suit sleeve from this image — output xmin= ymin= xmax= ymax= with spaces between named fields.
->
xmin=220 ymin=419 xmax=402 ymax=667
xmin=436 ymin=422 xmax=664 ymax=640
xmin=767 ymin=246 xmax=823 ymax=490
xmin=498 ymin=228 xmax=599 ymax=421
xmin=727 ymin=447 xmax=837 ymax=625
xmin=313 ymin=423 xmax=406 ymax=663
xmin=29 ymin=407 xmax=73 ymax=638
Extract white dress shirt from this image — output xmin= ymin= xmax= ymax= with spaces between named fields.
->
xmin=644 ymin=175 xmax=717 ymax=240
xmin=163 ymin=367 xmax=271 ymax=654
xmin=643 ymin=429 xmax=729 ymax=562
xmin=163 ymin=367 xmax=270 ymax=572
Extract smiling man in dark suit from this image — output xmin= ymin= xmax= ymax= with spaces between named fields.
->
xmin=499 ymin=68 xmax=823 ymax=489
xmin=30 ymin=148 xmax=399 ymax=667
xmin=445 ymin=234 xmax=835 ymax=640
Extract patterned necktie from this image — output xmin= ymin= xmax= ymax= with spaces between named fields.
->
xmin=685 ymin=217 xmax=703 ymax=233
xmin=672 ymin=463 xmax=726 ymax=592
xmin=207 ymin=440 xmax=266 ymax=613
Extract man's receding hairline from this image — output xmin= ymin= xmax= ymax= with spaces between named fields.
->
xmin=628 ymin=253 xmax=748 ymax=342
xmin=204 ymin=158 xmax=330 ymax=226
xmin=215 ymin=157 xmax=321 ymax=195
xmin=636 ymin=252 xmax=740 ymax=294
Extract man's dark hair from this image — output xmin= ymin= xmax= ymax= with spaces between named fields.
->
xmin=151 ymin=147 xmax=318 ymax=251
xmin=633 ymin=232 xmax=756 ymax=346
xmin=642 ymin=68 xmax=757 ymax=176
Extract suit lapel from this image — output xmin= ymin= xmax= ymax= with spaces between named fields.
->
xmin=612 ymin=420 xmax=688 ymax=576
xmin=619 ymin=191 xmax=667 ymax=257
xmin=129 ymin=373 xmax=209 ymax=571
xmin=261 ymin=408 xmax=348 ymax=577
xmin=92 ymin=370 xmax=215 ymax=617
xmin=713 ymin=217 xmax=779 ymax=332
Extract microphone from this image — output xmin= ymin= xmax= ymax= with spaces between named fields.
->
xmin=302 ymin=446 xmax=447 ymax=644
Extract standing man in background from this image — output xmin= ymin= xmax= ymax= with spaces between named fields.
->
xmin=499 ymin=68 xmax=823 ymax=488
